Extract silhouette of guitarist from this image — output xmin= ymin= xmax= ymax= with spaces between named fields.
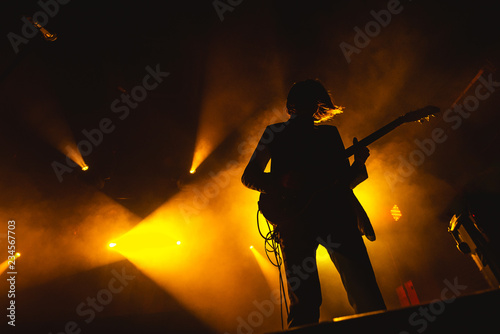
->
xmin=242 ymin=79 xmax=386 ymax=328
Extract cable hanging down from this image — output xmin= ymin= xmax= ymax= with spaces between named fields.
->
xmin=257 ymin=208 xmax=289 ymax=329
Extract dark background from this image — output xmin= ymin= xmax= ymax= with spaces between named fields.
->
xmin=0 ymin=0 xmax=499 ymax=215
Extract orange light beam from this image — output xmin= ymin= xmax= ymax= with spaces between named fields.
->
xmin=0 ymin=252 xmax=21 ymax=275
xmin=63 ymin=145 xmax=87 ymax=169
xmin=190 ymin=138 xmax=212 ymax=175
xmin=250 ymin=246 xmax=280 ymax=290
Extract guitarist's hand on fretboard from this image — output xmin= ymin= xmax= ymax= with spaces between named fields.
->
xmin=352 ymin=137 xmax=370 ymax=165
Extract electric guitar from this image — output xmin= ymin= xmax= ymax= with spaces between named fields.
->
xmin=258 ymin=105 xmax=441 ymax=225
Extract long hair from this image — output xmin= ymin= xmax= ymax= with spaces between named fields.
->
xmin=286 ymin=79 xmax=343 ymax=123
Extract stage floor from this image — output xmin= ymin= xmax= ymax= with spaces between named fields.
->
xmin=267 ymin=288 xmax=500 ymax=334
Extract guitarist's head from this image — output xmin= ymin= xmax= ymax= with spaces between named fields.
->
xmin=286 ymin=79 xmax=343 ymax=123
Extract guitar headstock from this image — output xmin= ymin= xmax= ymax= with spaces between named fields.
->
xmin=401 ymin=106 xmax=440 ymax=124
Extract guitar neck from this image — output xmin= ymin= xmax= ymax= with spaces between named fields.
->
xmin=344 ymin=116 xmax=404 ymax=158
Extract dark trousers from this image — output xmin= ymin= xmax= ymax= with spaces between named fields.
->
xmin=278 ymin=206 xmax=386 ymax=328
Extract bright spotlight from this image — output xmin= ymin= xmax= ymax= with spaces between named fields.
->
xmin=109 ymin=242 xmax=117 ymax=248
xmin=82 ymin=164 xmax=89 ymax=171
xmin=189 ymin=169 xmax=196 ymax=174
xmin=391 ymin=205 xmax=402 ymax=221
xmin=176 ymin=241 xmax=181 ymax=245
xmin=249 ymin=245 xmax=254 ymax=249
xmin=15 ymin=252 xmax=20 ymax=258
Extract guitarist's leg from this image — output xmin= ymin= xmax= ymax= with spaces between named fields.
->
xmin=279 ymin=226 xmax=321 ymax=328
xmin=327 ymin=230 xmax=386 ymax=314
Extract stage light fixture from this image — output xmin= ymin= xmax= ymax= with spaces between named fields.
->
xmin=249 ymin=245 xmax=254 ymax=249
xmin=189 ymin=169 xmax=196 ymax=174
xmin=82 ymin=164 xmax=89 ymax=171
xmin=391 ymin=205 xmax=402 ymax=221
xmin=27 ymin=17 xmax=57 ymax=41
xmin=176 ymin=241 xmax=181 ymax=245
xmin=109 ymin=242 xmax=117 ymax=248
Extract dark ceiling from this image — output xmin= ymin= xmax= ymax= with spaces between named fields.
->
xmin=1 ymin=0 xmax=499 ymax=217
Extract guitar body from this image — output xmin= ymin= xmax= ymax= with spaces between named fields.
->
xmin=259 ymin=191 xmax=326 ymax=226
xmin=258 ymin=192 xmax=300 ymax=226
xmin=258 ymin=185 xmax=346 ymax=226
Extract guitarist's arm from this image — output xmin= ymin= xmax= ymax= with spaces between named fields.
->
xmin=349 ymin=138 xmax=370 ymax=189
xmin=241 ymin=127 xmax=281 ymax=194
